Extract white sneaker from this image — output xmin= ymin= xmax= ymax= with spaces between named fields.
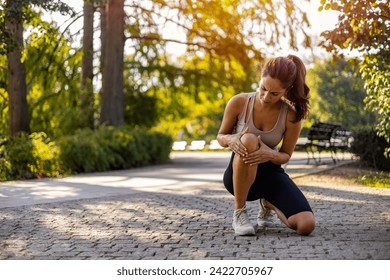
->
xmin=257 ymin=199 xmax=274 ymax=227
xmin=232 ymin=205 xmax=255 ymax=236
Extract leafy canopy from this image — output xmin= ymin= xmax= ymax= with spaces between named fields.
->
xmin=306 ymin=58 xmax=376 ymax=131
xmin=319 ymin=0 xmax=390 ymax=155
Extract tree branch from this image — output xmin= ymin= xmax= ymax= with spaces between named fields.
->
xmin=126 ymin=34 xmax=212 ymax=50
xmin=125 ymin=3 xmax=205 ymax=39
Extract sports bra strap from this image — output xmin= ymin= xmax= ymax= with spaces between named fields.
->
xmin=247 ymin=93 xmax=255 ymax=124
xmin=237 ymin=93 xmax=252 ymax=123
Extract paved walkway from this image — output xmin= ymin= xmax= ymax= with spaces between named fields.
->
xmin=0 ymin=152 xmax=389 ymax=260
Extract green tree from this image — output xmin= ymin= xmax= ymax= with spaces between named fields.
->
xmin=24 ymin=13 xmax=84 ymax=137
xmin=153 ymin=53 xmax=249 ymax=140
xmin=4 ymin=0 xmax=29 ymax=136
xmin=0 ymin=0 xmax=74 ymax=137
xmin=0 ymin=8 xmax=85 ymax=138
xmin=122 ymin=0 xmax=312 ymax=138
xmin=307 ymin=58 xmax=376 ymax=131
xmin=1 ymin=0 xmax=314 ymax=139
xmin=319 ymin=0 xmax=390 ymax=155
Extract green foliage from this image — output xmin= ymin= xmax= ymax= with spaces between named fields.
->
xmin=0 ymin=0 xmax=318 ymax=179
xmin=0 ymin=132 xmax=61 ymax=180
xmin=356 ymin=172 xmax=390 ymax=188
xmin=0 ymin=128 xmax=172 ymax=180
xmin=350 ymin=128 xmax=390 ymax=171
xmin=0 ymin=9 xmax=85 ymax=138
xmin=130 ymin=49 xmax=257 ymax=141
xmin=123 ymin=19 xmax=258 ymax=140
xmin=124 ymin=94 xmax=159 ymax=128
xmin=319 ymin=0 xmax=390 ymax=156
xmin=24 ymin=12 xmax=85 ymax=137
xmin=0 ymin=0 xmax=75 ymax=55
xmin=123 ymin=0 xmax=314 ymax=140
xmin=1 ymin=0 xmax=315 ymax=141
xmin=29 ymin=132 xmax=61 ymax=177
xmin=128 ymin=0 xmax=311 ymax=63
xmin=57 ymin=126 xmax=172 ymax=174
xmin=360 ymin=58 xmax=390 ymax=156
xmin=306 ymin=58 xmax=376 ymax=131
xmin=0 ymin=55 xmax=8 ymax=135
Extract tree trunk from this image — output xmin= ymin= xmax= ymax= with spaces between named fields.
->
xmin=6 ymin=0 xmax=29 ymax=136
xmin=100 ymin=0 xmax=125 ymax=126
xmin=80 ymin=0 xmax=95 ymax=128
xmin=99 ymin=2 xmax=106 ymax=112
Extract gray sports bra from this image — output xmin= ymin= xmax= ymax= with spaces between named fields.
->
xmin=234 ymin=92 xmax=290 ymax=149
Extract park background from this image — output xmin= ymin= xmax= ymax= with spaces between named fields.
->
xmin=0 ymin=0 xmax=389 ymax=182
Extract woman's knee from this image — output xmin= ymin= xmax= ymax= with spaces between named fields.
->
xmin=289 ymin=212 xmax=316 ymax=236
xmin=240 ymin=133 xmax=259 ymax=152
xmin=296 ymin=218 xmax=315 ymax=236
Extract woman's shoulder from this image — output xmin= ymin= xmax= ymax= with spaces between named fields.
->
xmin=281 ymin=99 xmax=299 ymax=123
xmin=281 ymin=98 xmax=295 ymax=111
xmin=229 ymin=92 xmax=253 ymax=104
xmin=281 ymin=99 xmax=297 ymax=115
xmin=224 ymin=92 xmax=251 ymax=115
xmin=282 ymin=100 xmax=297 ymax=123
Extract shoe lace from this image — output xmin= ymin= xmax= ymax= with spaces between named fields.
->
xmin=234 ymin=206 xmax=251 ymax=225
xmin=258 ymin=199 xmax=272 ymax=220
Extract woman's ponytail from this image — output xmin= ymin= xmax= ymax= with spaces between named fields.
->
xmin=285 ymin=54 xmax=310 ymax=122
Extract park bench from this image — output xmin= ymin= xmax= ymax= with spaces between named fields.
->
xmin=172 ymin=141 xmax=187 ymax=151
xmin=298 ymin=122 xmax=353 ymax=164
xmin=172 ymin=139 xmax=225 ymax=151
xmin=188 ymin=140 xmax=206 ymax=150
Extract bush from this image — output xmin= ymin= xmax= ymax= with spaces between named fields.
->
xmin=0 ymin=132 xmax=62 ymax=180
xmin=57 ymin=126 xmax=172 ymax=174
xmin=0 ymin=136 xmax=9 ymax=180
xmin=350 ymin=128 xmax=390 ymax=171
xmin=0 ymin=127 xmax=172 ymax=181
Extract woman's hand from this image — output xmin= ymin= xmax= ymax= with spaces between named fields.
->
xmin=242 ymin=136 xmax=275 ymax=166
xmin=227 ymin=127 xmax=249 ymax=157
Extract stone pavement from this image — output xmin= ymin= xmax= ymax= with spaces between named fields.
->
xmin=0 ymin=152 xmax=389 ymax=260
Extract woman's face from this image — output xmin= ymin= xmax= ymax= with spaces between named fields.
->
xmin=258 ymin=75 xmax=286 ymax=104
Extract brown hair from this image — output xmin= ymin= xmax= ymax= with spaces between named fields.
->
xmin=261 ymin=54 xmax=310 ymax=122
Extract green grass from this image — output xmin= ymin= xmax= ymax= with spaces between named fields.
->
xmin=356 ymin=172 xmax=390 ymax=188
xmin=322 ymin=162 xmax=390 ymax=189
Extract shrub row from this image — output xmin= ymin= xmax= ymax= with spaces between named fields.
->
xmin=0 ymin=127 xmax=172 ymax=181
xmin=350 ymin=128 xmax=390 ymax=171
xmin=0 ymin=132 xmax=61 ymax=180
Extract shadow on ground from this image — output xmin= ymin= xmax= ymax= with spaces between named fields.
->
xmin=1 ymin=179 xmax=389 ymax=260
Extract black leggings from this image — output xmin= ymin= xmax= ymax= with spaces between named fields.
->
xmin=223 ymin=153 xmax=313 ymax=219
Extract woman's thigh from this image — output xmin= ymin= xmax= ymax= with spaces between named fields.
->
xmin=224 ymin=158 xmax=312 ymax=219
xmin=253 ymin=163 xmax=312 ymax=218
